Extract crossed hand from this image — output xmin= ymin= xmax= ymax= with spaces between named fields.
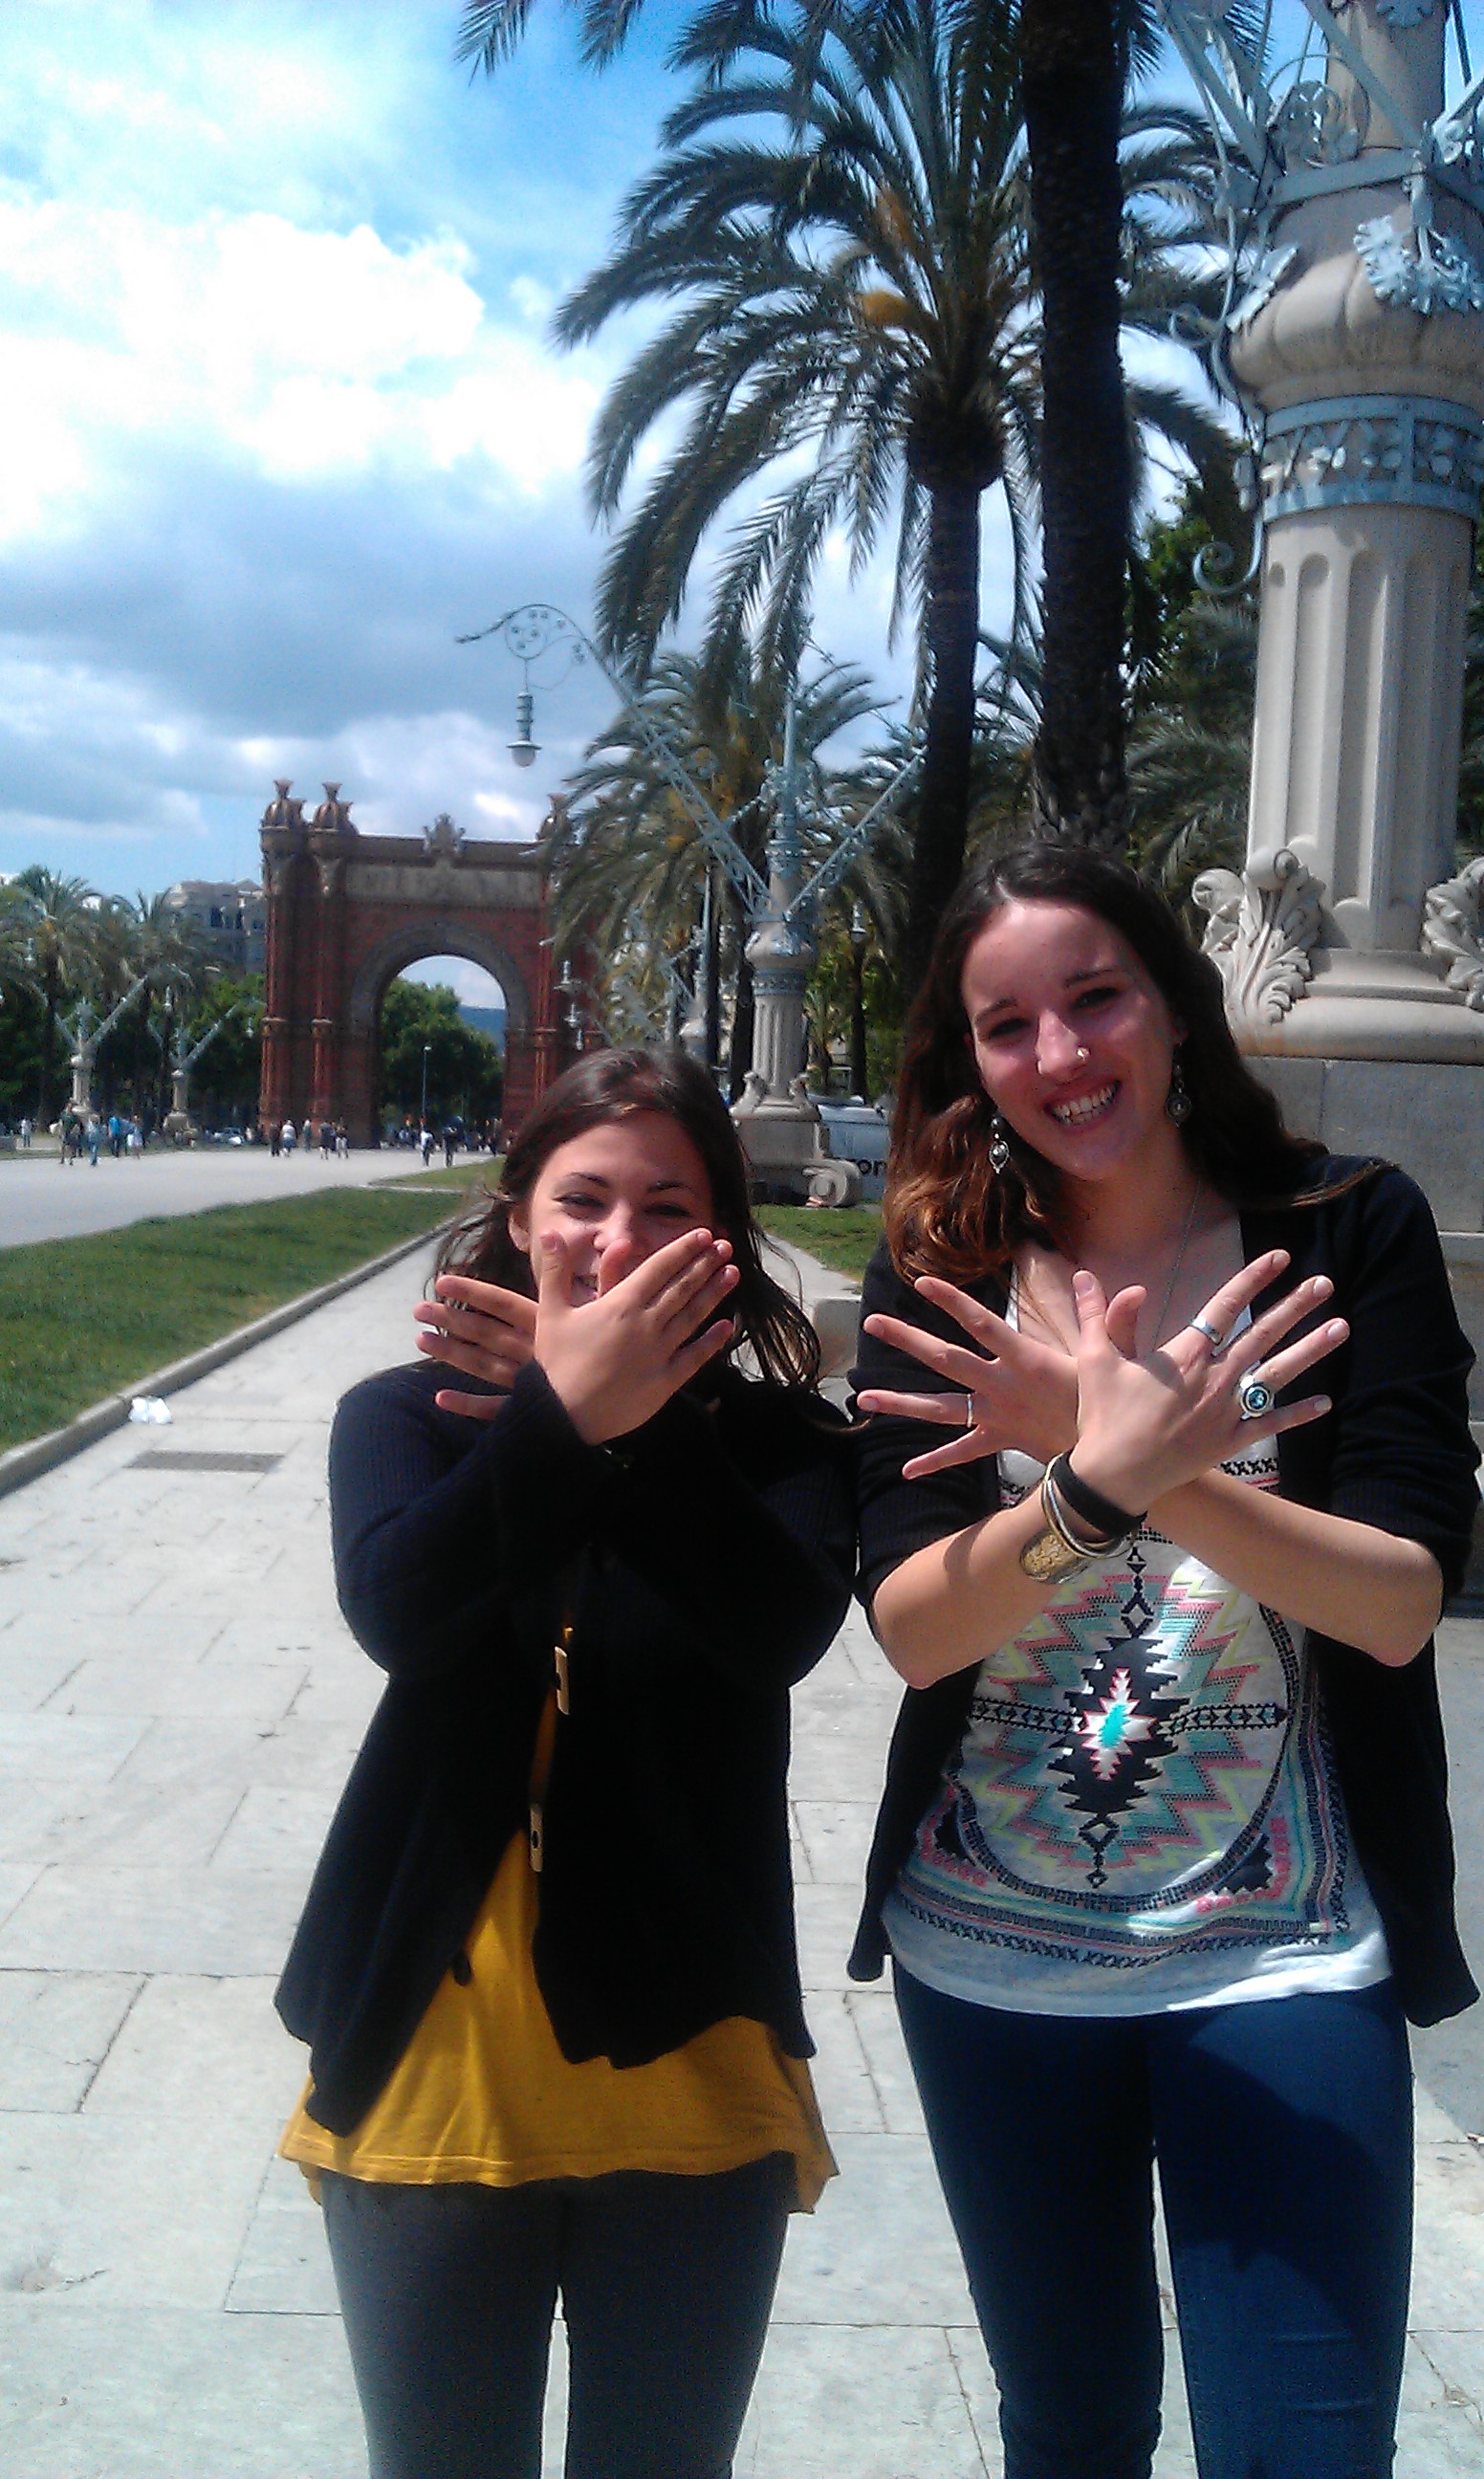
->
xmin=414 ymin=1227 xmax=739 ymax=1444
xmin=858 ymin=1250 xmax=1347 ymax=1498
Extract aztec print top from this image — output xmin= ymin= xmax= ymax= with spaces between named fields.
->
xmin=884 ymin=1432 xmax=1389 ymax=2016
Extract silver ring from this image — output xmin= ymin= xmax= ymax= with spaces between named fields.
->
xmin=962 ymin=1394 xmax=976 ymax=1428
xmin=1187 ymin=1314 xmax=1226 ymax=1349
xmin=1237 ymin=1372 xmax=1275 ymax=1422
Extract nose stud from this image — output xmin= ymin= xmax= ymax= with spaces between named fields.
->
xmin=1075 ymin=1045 xmax=1090 ymax=1064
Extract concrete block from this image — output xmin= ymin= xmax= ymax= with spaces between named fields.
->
xmin=772 ymin=2133 xmax=976 ymax=2327
xmin=1249 ymin=1053 xmax=1327 ymax=1139
xmin=0 ymin=1864 xmax=307 ymax=1975
xmin=0 ymin=1970 xmax=141 ymax=2112
xmin=82 ymin=1976 xmax=298 ymax=2125
xmin=1318 ymin=1060 xmax=1484 ymax=1230
xmin=738 ymin=2323 xmax=992 ymax=2478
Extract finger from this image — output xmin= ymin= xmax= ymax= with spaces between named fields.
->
xmin=1233 ymin=1276 xmax=1337 ymax=1368
xmin=1185 ymin=1250 xmax=1292 ymax=1349
xmin=652 ymin=1241 xmax=737 ymax=1327
xmin=416 ymin=1331 xmax=522 ymax=1387
xmin=861 ymin=1315 xmax=996 ymax=1392
xmin=1268 ymin=1390 xmax=1333 ymax=1437
xmin=666 ymin=1314 xmax=735 ymax=1384
xmin=432 ymin=1275 xmax=538 ymax=1334
xmin=1103 ymin=1285 xmax=1144 ymax=1357
xmin=432 ymin=1387 xmax=506 ymax=1422
xmin=911 ymin=1277 xmax=1017 ymax=1355
xmin=902 ymin=1430 xmax=1001 ymax=1480
xmin=1071 ymin=1268 xmax=1113 ymax=1339
xmin=856 ymin=1387 xmax=973 ymax=1428
xmin=415 ymin=1300 xmax=533 ymax=1350
xmin=604 ymin=1226 xmax=718 ymax=1305
xmin=536 ymin=1229 xmax=576 ymax=1309
xmin=1234 ymin=1318 xmax=1347 ymax=1400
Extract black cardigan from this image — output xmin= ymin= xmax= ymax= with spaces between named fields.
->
xmin=848 ymin=1159 xmax=1480 ymax=2027
xmin=275 ymin=1356 xmax=855 ymax=2137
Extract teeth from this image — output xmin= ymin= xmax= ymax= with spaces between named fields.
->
xmin=1051 ymin=1084 xmax=1116 ymax=1126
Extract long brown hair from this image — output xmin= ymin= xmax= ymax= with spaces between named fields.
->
xmin=438 ymin=1047 xmax=821 ymax=1389
xmin=886 ymin=842 xmax=1324 ymax=1285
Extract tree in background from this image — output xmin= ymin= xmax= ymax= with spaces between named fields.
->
xmin=11 ymin=868 xmax=99 ymax=1123
xmin=379 ymin=981 xmax=503 ymax=1130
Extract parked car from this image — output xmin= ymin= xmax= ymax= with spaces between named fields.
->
xmin=814 ymin=1098 xmax=889 ymax=1201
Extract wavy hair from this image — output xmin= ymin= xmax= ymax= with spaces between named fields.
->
xmin=438 ymin=1047 xmax=820 ymax=1390
xmin=885 ymin=841 xmax=1324 ymax=1285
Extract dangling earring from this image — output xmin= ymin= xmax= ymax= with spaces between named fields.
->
xmin=989 ymin=1112 xmax=1012 ymax=1174
xmin=1167 ymin=1054 xmax=1192 ymax=1127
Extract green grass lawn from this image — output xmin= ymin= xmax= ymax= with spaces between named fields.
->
xmin=0 ymin=1187 xmax=457 ymax=1454
xmin=758 ymin=1205 xmax=881 ymax=1285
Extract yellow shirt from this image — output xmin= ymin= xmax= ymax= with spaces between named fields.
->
xmin=282 ymin=1700 xmax=835 ymax=2210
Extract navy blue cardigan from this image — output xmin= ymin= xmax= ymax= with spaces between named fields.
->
xmin=848 ymin=1160 xmax=1480 ymax=2026
xmin=276 ymin=1357 xmax=855 ymax=2137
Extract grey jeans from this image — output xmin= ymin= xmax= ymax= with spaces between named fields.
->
xmin=321 ymin=2155 xmax=791 ymax=2479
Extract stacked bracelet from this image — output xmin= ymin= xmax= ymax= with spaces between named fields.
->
xmin=1045 ymin=1454 xmax=1146 ymax=1550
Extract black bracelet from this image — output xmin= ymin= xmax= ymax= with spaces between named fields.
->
xmin=1049 ymin=1453 xmax=1146 ymax=1543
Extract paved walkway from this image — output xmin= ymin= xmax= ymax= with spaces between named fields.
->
xmin=0 ymin=1143 xmax=453 ymax=1251
xmin=0 ymin=1240 xmax=1480 ymax=2475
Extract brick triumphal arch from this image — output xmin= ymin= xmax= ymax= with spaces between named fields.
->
xmin=257 ymin=782 xmax=565 ymax=1145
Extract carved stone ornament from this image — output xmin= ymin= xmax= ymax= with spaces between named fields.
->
xmin=1374 ymin=0 xmax=1437 ymax=23
xmin=423 ymin=812 xmax=465 ymax=859
xmin=1258 ymin=397 xmax=1484 ymax=521
xmin=1421 ymin=857 xmax=1484 ymax=1007
xmin=1191 ymin=848 xmax=1324 ymax=1035
xmin=1355 ymin=215 xmax=1484 ymax=317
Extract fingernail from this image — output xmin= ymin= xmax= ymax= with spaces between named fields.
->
xmin=1072 ymin=1271 xmax=1095 ymax=1298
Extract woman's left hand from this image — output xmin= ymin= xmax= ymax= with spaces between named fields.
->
xmin=858 ymin=1276 xmax=1078 ymax=1476
xmin=413 ymin=1274 xmax=538 ymax=1420
xmin=1070 ymin=1250 xmax=1348 ymax=1511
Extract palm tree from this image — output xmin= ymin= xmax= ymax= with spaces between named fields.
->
xmin=548 ymin=4 xmax=1224 ymax=995
xmin=118 ymin=893 xmax=217 ymax=1126
xmin=11 ymin=867 xmax=100 ymax=1122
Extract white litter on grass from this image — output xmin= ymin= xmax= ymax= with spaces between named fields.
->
xmin=127 ymin=1397 xmax=172 ymax=1425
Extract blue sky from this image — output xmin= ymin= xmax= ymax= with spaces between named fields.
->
xmin=2 ymin=0 xmax=1479 ymax=983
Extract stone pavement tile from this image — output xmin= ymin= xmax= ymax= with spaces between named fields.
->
xmin=0 ymin=2299 xmax=365 ymax=2477
xmin=805 ymin=1992 xmax=885 ymax=2136
xmin=284 ymin=1664 xmax=384 ymax=1729
xmin=789 ymin=1730 xmax=894 ymax=1803
xmin=0 ymin=1864 xmax=306 ymax=1975
xmin=1404 ymin=2330 xmax=1484 ymax=2425
xmin=44 ymin=1653 xmax=308 ymax=1722
xmin=204 ymin=1612 xmax=348 ymax=1667
xmin=0 ymin=1864 xmax=40 ymax=1931
xmin=210 ymin=1785 xmax=346 ymax=1875
xmin=0 ymin=1972 xmax=141 ymax=2112
xmin=773 ymin=2133 xmax=975 ymax=2327
xmin=0 ymin=2113 xmax=272 ymax=2309
xmin=795 ymin=1881 xmax=866 ymax=1994
xmin=0 ymin=1649 xmax=88 ymax=1711
xmin=0 ymin=1713 xmax=144 ymax=1783
xmin=0 ymin=1605 xmax=221 ymax=1661
xmin=949 ymin=2317 xmax=1205 ymax=2478
xmin=793 ymin=1798 xmax=877 ymax=1886
xmin=82 ymin=1976 xmax=298 ymax=2127
xmin=843 ymin=1988 xmax=927 ymax=2136
xmin=247 ymin=1719 xmax=368 ymax=1797
xmin=24 ymin=1773 xmax=245 ymax=1872
xmin=736 ymin=2324 xmax=991 ymax=2478
xmin=1409 ymin=2130 xmax=1484 ymax=2330
xmin=227 ymin=2156 xmax=339 ymax=2317
xmin=0 ymin=1779 xmax=76 ymax=1861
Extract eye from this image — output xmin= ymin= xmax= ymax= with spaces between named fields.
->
xmin=556 ymin=1191 xmax=605 ymax=1213
xmin=976 ymin=1014 xmax=1028 ymax=1044
xmin=1073 ymin=982 xmax=1123 ymax=1012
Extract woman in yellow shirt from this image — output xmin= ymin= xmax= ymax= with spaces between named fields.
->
xmin=276 ymin=1048 xmax=854 ymax=2479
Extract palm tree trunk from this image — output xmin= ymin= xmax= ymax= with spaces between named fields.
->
xmin=902 ymin=472 xmax=983 ymax=1000
xmin=39 ymin=968 xmax=59 ymax=1124
xmin=1021 ymin=0 xmax=1131 ymax=849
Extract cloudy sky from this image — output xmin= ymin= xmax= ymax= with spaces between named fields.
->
xmin=3 ymin=0 xmax=1475 ymax=982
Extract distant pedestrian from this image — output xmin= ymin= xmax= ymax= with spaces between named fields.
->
xmin=443 ymin=1124 xmax=455 ymax=1170
xmin=126 ymin=1121 xmax=142 ymax=1159
xmin=108 ymin=1112 xmax=124 ymax=1160
xmin=319 ymin=1120 xmax=333 ymax=1161
xmin=85 ymin=1116 xmax=100 ymax=1167
xmin=336 ymin=1121 xmax=349 ymax=1159
xmin=18 ymin=1116 xmax=31 ymax=1151
xmin=282 ymin=1119 xmax=297 ymax=1157
xmin=420 ymin=1125 xmax=434 ymax=1167
xmin=269 ymin=1119 xmax=281 ymax=1158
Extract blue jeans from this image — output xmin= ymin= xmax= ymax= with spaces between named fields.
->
xmin=321 ymin=2156 xmax=790 ymax=2479
xmin=895 ymin=1968 xmax=1412 ymax=2479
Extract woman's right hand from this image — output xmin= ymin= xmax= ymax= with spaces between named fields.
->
xmin=858 ymin=1276 xmax=1078 ymax=1475
xmin=534 ymin=1224 xmax=740 ymax=1445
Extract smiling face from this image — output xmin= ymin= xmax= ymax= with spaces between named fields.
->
xmin=961 ymin=898 xmax=1188 ymax=1198
xmin=508 ymin=1110 xmax=716 ymax=1299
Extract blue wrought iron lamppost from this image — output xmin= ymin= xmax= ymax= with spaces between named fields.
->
xmin=460 ymin=602 xmax=919 ymax=1194
xmin=65 ymin=973 xmax=151 ymax=1119
xmin=165 ymin=1003 xmax=244 ymax=1140
xmin=1157 ymin=0 xmax=1484 ymax=1089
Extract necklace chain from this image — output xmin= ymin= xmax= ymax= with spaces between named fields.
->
xmin=1148 ymin=1175 xmax=1203 ymax=1351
